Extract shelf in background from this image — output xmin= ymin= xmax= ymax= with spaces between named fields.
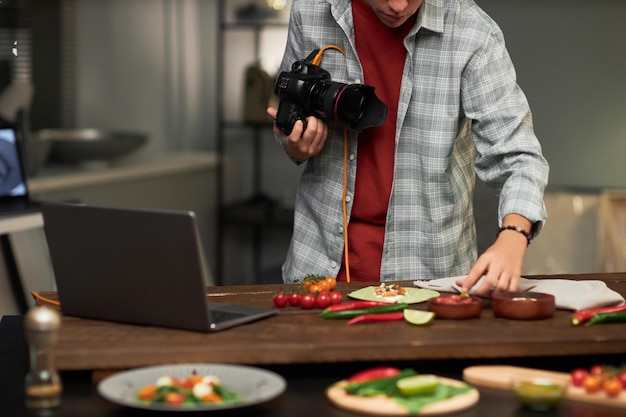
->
xmin=223 ymin=194 xmax=293 ymax=228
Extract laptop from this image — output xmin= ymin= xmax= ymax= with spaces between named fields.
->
xmin=0 ymin=126 xmax=41 ymax=214
xmin=41 ymin=202 xmax=277 ymax=332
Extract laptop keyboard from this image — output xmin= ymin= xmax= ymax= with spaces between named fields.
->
xmin=210 ymin=310 xmax=248 ymax=323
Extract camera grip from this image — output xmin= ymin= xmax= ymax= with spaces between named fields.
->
xmin=275 ymin=98 xmax=308 ymax=135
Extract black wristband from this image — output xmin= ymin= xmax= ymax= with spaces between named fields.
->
xmin=497 ymin=225 xmax=531 ymax=246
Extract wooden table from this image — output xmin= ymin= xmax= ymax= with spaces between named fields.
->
xmin=2 ymin=272 xmax=626 ymax=417
xmin=39 ymin=272 xmax=626 ymax=371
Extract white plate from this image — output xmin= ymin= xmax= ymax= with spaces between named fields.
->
xmin=97 ymin=363 xmax=286 ymax=412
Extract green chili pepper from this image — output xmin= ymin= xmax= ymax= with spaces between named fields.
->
xmin=320 ymin=302 xmax=409 ymax=319
xmin=584 ymin=311 xmax=626 ymax=326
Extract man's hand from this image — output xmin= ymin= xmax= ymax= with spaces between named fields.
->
xmin=267 ymin=107 xmax=328 ymax=162
xmin=457 ymin=214 xmax=532 ymax=295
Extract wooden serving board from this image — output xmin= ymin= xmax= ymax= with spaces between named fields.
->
xmin=326 ymin=376 xmax=479 ymax=416
xmin=463 ymin=365 xmax=626 ymax=408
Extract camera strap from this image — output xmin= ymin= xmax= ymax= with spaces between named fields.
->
xmin=342 ymin=127 xmax=352 ymax=283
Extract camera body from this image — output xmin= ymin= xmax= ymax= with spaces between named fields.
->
xmin=274 ymin=50 xmax=387 ymax=135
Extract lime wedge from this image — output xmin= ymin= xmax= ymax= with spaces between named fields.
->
xmin=397 ymin=374 xmax=439 ymax=396
xmin=403 ymin=309 xmax=435 ymax=325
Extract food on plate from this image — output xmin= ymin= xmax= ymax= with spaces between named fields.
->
xmin=348 ymin=286 xmax=440 ymax=305
xmin=375 ymin=283 xmax=408 ymax=302
xmin=347 ymin=367 xmax=402 ymax=383
xmin=136 ymin=373 xmax=243 ymax=407
xmin=326 ymin=367 xmax=479 ymax=415
xmin=427 ymin=295 xmax=482 ymax=319
xmin=396 ymin=375 xmax=439 ymax=396
xmin=512 ymin=378 xmax=566 ymax=411
xmin=570 ymin=304 xmax=626 ymax=326
xmin=570 ymin=364 xmax=626 ymax=397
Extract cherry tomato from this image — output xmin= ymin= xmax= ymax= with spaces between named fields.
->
xmin=589 ymin=364 xmax=604 ymax=376
xmin=603 ymin=377 xmax=623 ymax=397
xmin=300 ymin=293 xmax=316 ymax=309
xmin=617 ymin=370 xmax=626 ymax=389
xmin=583 ymin=375 xmax=602 ymax=393
xmin=272 ymin=291 xmax=288 ymax=308
xmin=137 ymin=385 xmax=157 ymax=401
xmin=329 ymin=291 xmax=343 ymax=305
xmin=309 ymin=284 xmax=322 ymax=294
xmin=325 ymin=276 xmax=337 ymax=290
xmin=570 ymin=368 xmax=589 ymax=387
xmin=287 ymin=292 xmax=301 ymax=307
xmin=164 ymin=392 xmax=186 ymax=405
xmin=315 ymin=292 xmax=331 ymax=309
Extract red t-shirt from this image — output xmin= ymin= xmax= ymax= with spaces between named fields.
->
xmin=337 ymin=2 xmax=415 ymax=282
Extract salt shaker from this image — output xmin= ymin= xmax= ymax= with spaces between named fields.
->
xmin=24 ymin=305 xmax=63 ymax=408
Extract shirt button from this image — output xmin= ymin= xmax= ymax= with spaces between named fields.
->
xmin=349 ymin=153 xmax=356 ymax=160
xmin=338 ymin=226 xmax=344 ymax=234
xmin=345 ymin=196 xmax=352 ymax=203
xmin=331 ymin=261 xmax=337 ymax=268
xmin=355 ymin=79 xmax=362 ymax=84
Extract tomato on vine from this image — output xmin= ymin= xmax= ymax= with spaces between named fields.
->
xmin=288 ymin=292 xmax=301 ymax=307
xmin=570 ymin=368 xmax=588 ymax=387
xmin=325 ymin=276 xmax=337 ymax=290
xmin=329 ymin=291 xmax=343 ymax=305
xmin=300 ymin=293 xmax=316 ymax=309
xmin=272 ymin=291 xmax=288 ymax=308
xmin=315 ymin=292 xmax=331 ymax=309
xmin=603 ymin=378 xmax=622 ymax=397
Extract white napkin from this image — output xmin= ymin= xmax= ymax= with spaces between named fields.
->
xmin=413 ymin=276 xmax=625 ymax=311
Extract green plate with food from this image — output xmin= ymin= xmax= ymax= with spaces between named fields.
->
xmin=348 ymin=283 xmax=440 ymax=304
xmin=326 ymin=367 xmax=479 ymax=415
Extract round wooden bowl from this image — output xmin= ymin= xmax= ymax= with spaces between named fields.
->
xmin=492 ymin=291 xmax=556 ymax=320
xmin=427 ymin=295 xmax=483 ymax=319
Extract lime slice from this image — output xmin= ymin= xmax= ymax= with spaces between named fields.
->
xmin=403 ymin=309 xmax=435 ymax=325
xmin=397 ymin=374 xmax=439 ymax=396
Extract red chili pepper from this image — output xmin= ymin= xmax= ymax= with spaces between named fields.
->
xmin=322 ymin=300 xmax=390 ymax=314
xmin=346 ymin=312 xmax=404 ymax=325
xmin=347 ymin=367 xmax=401 ymax=383
xmin=571 ymin=304 xmax=626 ymax=326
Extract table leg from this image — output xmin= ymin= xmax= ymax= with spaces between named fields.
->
xmin=1 ymin=234 xmax=29 ymax=314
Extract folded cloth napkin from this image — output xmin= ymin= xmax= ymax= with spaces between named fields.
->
xmin=413 ymin=276 xmax=625 ymax=311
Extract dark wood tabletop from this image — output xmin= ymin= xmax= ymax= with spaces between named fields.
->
xmin=37 ymin=272 xmax=626 ymax=371
xmin=2 ymin=272 xmax=626 ymax=417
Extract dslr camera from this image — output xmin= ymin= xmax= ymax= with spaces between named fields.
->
xmin=274 ymin=49 xmax=388 ymax=135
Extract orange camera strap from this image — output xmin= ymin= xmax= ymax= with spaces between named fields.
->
xmin=313 ymin=45 xmax=351 ymax=283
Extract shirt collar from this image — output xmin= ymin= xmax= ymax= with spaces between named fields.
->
xmin=329 ymin=0 xmax=445 ymax=34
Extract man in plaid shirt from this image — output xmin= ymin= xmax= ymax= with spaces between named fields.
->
xmin=267 ymin=0 xmax=548 ymax=295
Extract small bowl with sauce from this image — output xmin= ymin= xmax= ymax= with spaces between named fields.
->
xmin=427 ymin=295 xmax=482 ymax=319
xmin=512 ymin=377 xmax=567 ymax=411
xmin=492 ymin=291 xmax=555 ymax=320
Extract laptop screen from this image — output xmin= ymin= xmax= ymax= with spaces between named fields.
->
xmin=0 ymin=127 xmax=28 ymax=198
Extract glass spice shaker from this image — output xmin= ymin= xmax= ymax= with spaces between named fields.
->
xmin=24 ymin=305 xmax=63 ymax=409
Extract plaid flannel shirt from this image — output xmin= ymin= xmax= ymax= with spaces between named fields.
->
xmin=278 ymin=0 xmax=549 ymax=282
